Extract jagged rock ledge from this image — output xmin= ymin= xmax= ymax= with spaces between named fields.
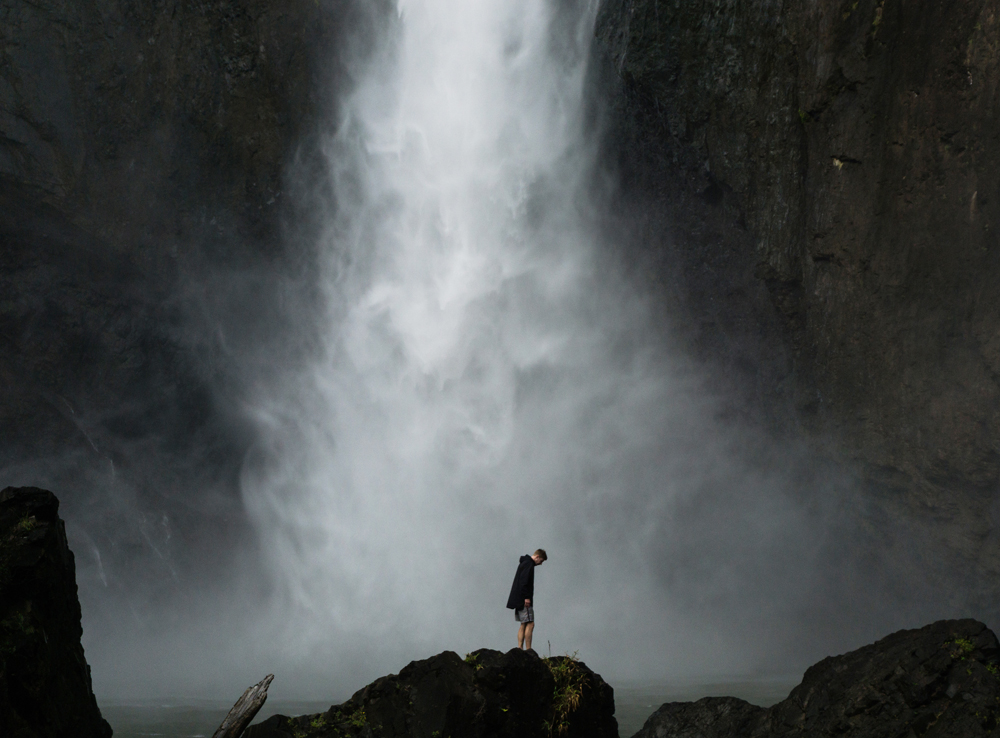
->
xmin=5 ymin=484 xmax=998 ymax=738
xmin=633 ymin=619 xmax=1000 ymax=738
xmin=246 ymin=648 xmax=617 ymax=738
xmin=0 ymin=486 xmax=111 ymax=738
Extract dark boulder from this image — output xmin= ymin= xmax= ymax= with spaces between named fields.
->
xmin=245 ymin=648 xmax=617 ymax=738
xmin=632 ymin=618 xmax=1000 ymax=737
xmin=0 ymin=486 xmax=112 ymax=738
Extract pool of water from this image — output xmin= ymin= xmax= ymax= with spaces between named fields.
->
xmin=101 ymin=677 xmax=799 ymax=738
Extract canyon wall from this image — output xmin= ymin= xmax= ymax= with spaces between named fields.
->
xmin=594 ymin=0 xmax=1000 ymax=597
xmin=0 ymin=0 xmax=375 ymax=598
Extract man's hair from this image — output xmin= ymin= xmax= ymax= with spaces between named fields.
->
xmin=534 ymin=548 xmax=548 ymax=561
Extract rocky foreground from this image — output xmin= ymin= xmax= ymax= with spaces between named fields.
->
xmin=246 ymin=648 xmax=617 ymax=738
xmin=4 ymin=484 xmax=1000 ymax=738
xmin=634 ymin=619 xmax=1000 ymax=738
xmin=0 ymin=487 xmax=111 ymax=738
xmin=250 ymin=619 xmax=1000 ymax=738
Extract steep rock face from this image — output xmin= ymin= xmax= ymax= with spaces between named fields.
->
xmin=595 ymin=0 xmax=1000 ymax=589
xmin=245 ymin=649 xmax=618 ymax=738
xmin=1 ymin=0 xmax=342 ymax=250
xmin=0 ymin=486 xmax=111 ymax=738
xmin=0 ymin=0 xmax=373 ymax=594
xmin=633 ymin=619 xmax=1000 ymax=738
xmin=0 ymin=0 xmax=347 ymax=446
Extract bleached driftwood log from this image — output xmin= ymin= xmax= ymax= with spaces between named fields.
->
xmin=211 ymin=674 xmax=275 ymax=738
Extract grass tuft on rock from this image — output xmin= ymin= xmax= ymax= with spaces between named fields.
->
xmin=464 ymin=652 xmax=484 ymax=671
xmin=950 ymin=637 xmax=976 ymax=659
xmin=543 ymin=652 xmax=585 ymax=736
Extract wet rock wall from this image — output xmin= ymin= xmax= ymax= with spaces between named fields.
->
xmin=594 ymin=0 xmax=1000 ymax=596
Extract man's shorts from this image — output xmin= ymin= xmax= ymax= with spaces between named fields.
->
xmin=515 ymin=605 xmax=534 ymax=623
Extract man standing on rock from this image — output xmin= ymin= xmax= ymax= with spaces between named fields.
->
xmin=507 ymin=549 xmax=547 ymax=650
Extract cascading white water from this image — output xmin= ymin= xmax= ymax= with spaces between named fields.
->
xmin=240 ymin=0 xmax=823 ymax=685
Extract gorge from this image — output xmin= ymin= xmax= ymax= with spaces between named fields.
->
xmin=1 ymin=0 xmax=998 ymax=704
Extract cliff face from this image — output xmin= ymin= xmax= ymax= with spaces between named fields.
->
xmin=0 ymin=0 xmax=374 ymax=589
xmin=0 ymin=487 xmax=111 ymax=738
xmin=595 ymin=0 xmax=1000 ymax=590
xmin=1 ymin=0 xmax=338 ymax=250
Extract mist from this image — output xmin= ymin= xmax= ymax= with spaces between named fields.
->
xmin=8 ymin=0 xmax=964 ymax=702
xmin=223 ymin=0 xmax=936 ymax=695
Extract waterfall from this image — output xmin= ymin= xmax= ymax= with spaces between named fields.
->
xmin=240 ymin=0 xmax=826 ymax=684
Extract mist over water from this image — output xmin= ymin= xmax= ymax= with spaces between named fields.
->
xmin=244 ymin=0 xmax=687 ymax=674
xmin=231 ymin=0 xmax=914 ymax=694
xmin=246 ymin=0 xmax=655 ymax=656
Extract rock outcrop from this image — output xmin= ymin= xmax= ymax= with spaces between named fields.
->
xmin=0 ymin=486 xmax=111 ymax=738
xmin=246 ymin=648 xmax=617 ymax=738
xmin=632 ymin=619 xmax=1000 ymax=738
xmin=594 ymin=0 xmax=1000 ymax=599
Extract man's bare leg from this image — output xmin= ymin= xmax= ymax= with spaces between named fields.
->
xmin=524 ymin=622 xmax=535 ymax=650
xmin=517 ymin=623 xmax=526 ymax=649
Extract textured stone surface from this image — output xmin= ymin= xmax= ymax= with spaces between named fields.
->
xmin=0 ymin=0 xmax=341 ymax=247
xmin=632 ymin=619 xmax=1000 ymax=738
xmin=0 ymin=486 xmax=111 ymax=738
xmin=245 ymin=649 xmax=617 ymax=738
xmin=0 ymin=0 xmax=367 ymax=592
xmin=594 ymin=0 xmax=1000 ymax=597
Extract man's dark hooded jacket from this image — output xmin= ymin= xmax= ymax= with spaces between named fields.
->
xmin=506 ymin=554 xmax=535 ymax=609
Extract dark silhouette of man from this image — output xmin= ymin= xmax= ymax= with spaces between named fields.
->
xmin=506 ymin=549 xmax=547 ymax=650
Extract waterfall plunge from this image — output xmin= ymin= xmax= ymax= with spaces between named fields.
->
xmin=240 ymin=0 xmax=810 ymax=684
